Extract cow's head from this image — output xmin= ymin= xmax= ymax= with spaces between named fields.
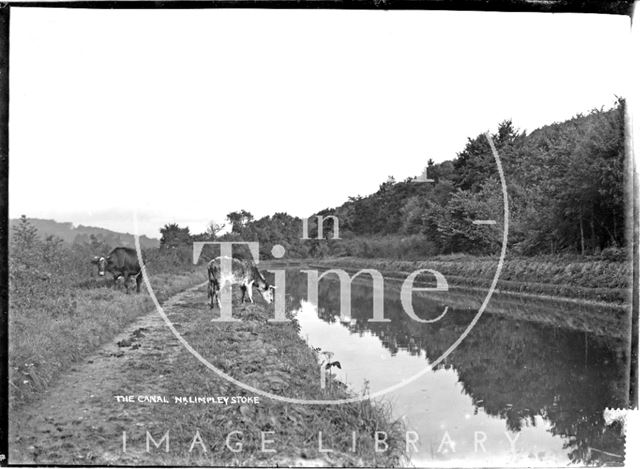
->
xmin=91 ymin=256 xmax=108 ymax=276
xmin=258 ymin=284 xmax=276 ymax=304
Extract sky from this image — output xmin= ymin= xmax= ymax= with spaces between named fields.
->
xmin=9 ymin=8 xmax=631 ymax=238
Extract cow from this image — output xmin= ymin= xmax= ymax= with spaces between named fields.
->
xmin=91 ymin=247 xmax=144 ymax=293
xmin=207 ymin=256 xmax=275 ymax=309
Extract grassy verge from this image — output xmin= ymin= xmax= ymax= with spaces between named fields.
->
xmin=302 ymin=255 xmax=631 ymax=304
xmin=116 ymin=286 xmax=406 ymax=466
xmin=8 ymin=269 xmax=207 ymax=410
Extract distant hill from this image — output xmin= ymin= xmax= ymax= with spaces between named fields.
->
xmin=8 ymin=218 xmax=159 ymax=250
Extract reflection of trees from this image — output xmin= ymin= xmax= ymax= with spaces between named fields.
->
xmin=286 ymin=272 xmax=629 ymax=465
xmin=451 ymin=320 xmax=627 ymax=465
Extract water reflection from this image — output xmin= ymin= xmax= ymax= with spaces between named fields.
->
xmin=284 ymin=269 xmax=629 ymax=466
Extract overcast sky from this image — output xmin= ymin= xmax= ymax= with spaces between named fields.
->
xmin=9 ymin=8 xmax=630 ymax=238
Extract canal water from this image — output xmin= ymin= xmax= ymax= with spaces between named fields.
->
xmin=282 ymin=268 xmax=630 ymax=467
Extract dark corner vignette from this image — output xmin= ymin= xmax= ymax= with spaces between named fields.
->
xmin=0 ymin=4 xmax=8 ymax=467
xmin=0 ymin=0 xmax=636 ymax=15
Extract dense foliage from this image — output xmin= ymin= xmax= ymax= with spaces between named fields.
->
xmin=9 ymin=216 xmax=203 ymax=409
xmin=323 ymin=101 xmax=626 ymax=256
xmin=185 ymin=101 xmax=627 ymax=260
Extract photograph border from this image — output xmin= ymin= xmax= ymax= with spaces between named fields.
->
xmin=0 ymin=0 xmax=636 ymax=466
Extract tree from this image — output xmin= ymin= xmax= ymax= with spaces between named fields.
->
xmin=379 ymin=176 xmax=396 ymax=192
xmin=226 ymin=210 xmax=254 ymax=234
xmin=426 ymin=158 xmax=438 ymax=182
xmin=453 ymin=120 xmax=521 ymax=192
xmin=400 ymin=196 xmax=426 ymax=235
xmin=206 ymin=221 xmax=226 ymax=239
xmin=12 ymin=215 xmax=39 ymax=251
xmin=160 ymin=223 xmax=191 ymax=249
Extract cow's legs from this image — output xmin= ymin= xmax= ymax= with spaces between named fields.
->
xmin=124 ymin=274 xmax=131 ymax=294
xmin=240 ymin=285 xmax=247 ymax=303
xmin=246 ymin=281 xmax=255 ymax=303
xmin=215 ymin=285 xmax=222 ymax=309
xmin=208 ymin=281 xmax=215 ymax=308
xmin=135 ymin=272 xmax=142 ymax=293
xmin=209 ymin=281 xmax=221 ymax=309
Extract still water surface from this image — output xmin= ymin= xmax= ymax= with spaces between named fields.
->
xmin=283 ymin=268 xmax=629 ymax=467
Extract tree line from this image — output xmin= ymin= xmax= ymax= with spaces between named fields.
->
xmin=161 ymin=100 xmax=627 ymax=260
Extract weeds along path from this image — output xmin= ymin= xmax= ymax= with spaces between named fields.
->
xmin=9 ymin=283 xmax=404 ymax=466
xmin=9 ymin=269 xmax=208 ymax=409
xmin=9 ymin=282 xmax=207 ymax=465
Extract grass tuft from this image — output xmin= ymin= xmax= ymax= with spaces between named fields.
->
xmin=9 ymin=269 xmax=206 ymax=410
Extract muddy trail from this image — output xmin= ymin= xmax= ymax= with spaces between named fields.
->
xmin=9 ymin=283 xmax=205 ymax=465
xmin=9 ymin=283 xmax=403 ymax=466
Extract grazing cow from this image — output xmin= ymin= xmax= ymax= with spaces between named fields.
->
xmin=207 ymin=256 xmax=275 ymax=309
xmin=91 ymin=247 xmax=143 ymax=293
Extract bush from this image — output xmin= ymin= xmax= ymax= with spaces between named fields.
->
xmin=600 ymin=246 xmax=626 ymax=262
xmin=8 ymin=218 xmax=203 ymax=410
xmin=330 ymin=235 xmax=439 ymax=260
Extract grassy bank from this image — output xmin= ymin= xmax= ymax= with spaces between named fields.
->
xmin=303 ymin=255 xmax=631 ymax=305
xmin=114 ymin=286 xmax=406 ymax=466
xmin=9 ymin=269 xmax=207 ymax=410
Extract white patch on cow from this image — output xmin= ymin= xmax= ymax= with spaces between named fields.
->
xmin=220 ymin=273 xmax=236 ymax=287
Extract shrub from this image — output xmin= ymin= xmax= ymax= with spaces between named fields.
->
xmin=8 ymin=218 xmax=203 ymax=410
xmin=600 ymin=246 xmax=626 ymax=262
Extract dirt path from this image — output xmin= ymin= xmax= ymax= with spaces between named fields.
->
xmin=9 ymin=282 xmax=404 ymax=466
xmin=9 ymin=282 xmax=208 ymax=465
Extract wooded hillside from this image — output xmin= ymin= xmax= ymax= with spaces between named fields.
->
xmin=180 ymin=100 xmax=627 ymax=261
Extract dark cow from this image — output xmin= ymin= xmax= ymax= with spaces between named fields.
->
xmin=207 ymin=256 xmax=275 ymax=309
xmin=91 ymin=247 xmax=143 ymax=293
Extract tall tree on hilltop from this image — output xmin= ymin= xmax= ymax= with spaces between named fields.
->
xmin=11 ymin=215 xmax=39 ymax=251
xmin=453 ymin=120 xmax=521 ymax=192
xmin=227 ymin=210 xmax=254 ymax=234
xmin=160 ymin=223 xmax=191 ymax=249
